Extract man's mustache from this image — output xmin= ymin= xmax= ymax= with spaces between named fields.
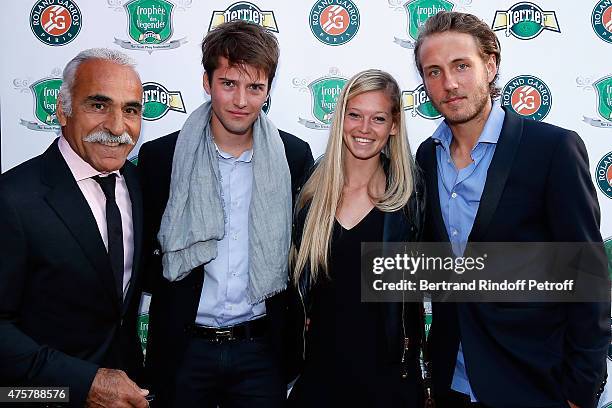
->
xmin=83 ymin=131 xmax=135 ymax=145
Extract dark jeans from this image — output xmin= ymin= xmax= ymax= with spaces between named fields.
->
xmin=170 ymin=335 xmax=285 ymax=408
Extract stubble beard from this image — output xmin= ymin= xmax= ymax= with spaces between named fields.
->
xmin=431 ymin=82 xmax=492 ymax=126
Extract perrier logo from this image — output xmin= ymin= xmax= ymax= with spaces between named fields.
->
xmin=20 ymin=77 xmax=62 ymax=132
xmin=402 ymin=84 xmax=441 ymax=120
xmin=115 ymin=0 xmax=187 ymax=52
xmin=297 ymin=75 xmax=347 ymax=130
xmin=142 ymin=82 xmax=186 ymax=121
xmin=492 ymin=2 xmax=560 ymax=40
xmin=209 ymin=2 xmax=278 ymax=32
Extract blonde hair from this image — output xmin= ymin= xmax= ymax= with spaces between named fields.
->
xmin=291 ymin=69 xmax=415 ymax=285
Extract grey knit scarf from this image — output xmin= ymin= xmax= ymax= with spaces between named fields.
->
xmin=157 ymin=101 xmax=292 ymax=304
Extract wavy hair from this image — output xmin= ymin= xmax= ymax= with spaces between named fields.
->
xmin=413 ymin=11 xmax=502 ymax=98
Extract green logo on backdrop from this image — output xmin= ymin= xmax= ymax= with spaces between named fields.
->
xmin=308 ymin=77 xmax=347 ymax=125
xmin=404 ymin=0 xmax=453 ymax=40
xmin=115 ymin=0 xmax=186 ymax=52
xmin=32 ymin=78 xmax=61 ymax=126
xmin=142 ymin=82 xmax=186 ymax=121
xmin=402 ymin=84 xmax=441 ymax=120
xmin=125 ymin=0 xmax=173 ymax=44
xmin=492 ymin=2 xmax=560 ymax=40
xmin=594 ymin=76 xmax=612 ymax=121
xmin=579 ymin=74 xmax=612 ymax=128
xmin=19 ymin=77 xmax=62 ymax=132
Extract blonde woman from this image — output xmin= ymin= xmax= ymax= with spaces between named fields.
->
xmin=287 ymin=69 xmax=424 ymax=407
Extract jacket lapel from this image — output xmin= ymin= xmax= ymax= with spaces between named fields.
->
xmin=121 ymin=162 xmax=142 ymax=315
xmin=421 ymin=139 xmax=451 ymax=242
xmin=42 ymin=140 xmax=120 ymax=309
xmin=468 ymin=108 xmax=523 ymax=241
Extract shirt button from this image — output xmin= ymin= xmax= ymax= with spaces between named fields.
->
xmin=451 ymin=192 xmax=458 ymax=199
xmin=452 ymin=230 xmax=458 ymax=236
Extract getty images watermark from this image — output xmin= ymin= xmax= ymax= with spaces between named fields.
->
xmin=360 ymin=242 xmax=610 ymax=303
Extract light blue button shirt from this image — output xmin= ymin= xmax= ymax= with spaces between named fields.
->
xmin=433 ymin=102 xmax=505 ymax=401
xmin=195 ymin=145 xmax=266 ymax=327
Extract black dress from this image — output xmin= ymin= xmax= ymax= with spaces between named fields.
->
xmin=288 ymin=208 xmax=418 ymax=408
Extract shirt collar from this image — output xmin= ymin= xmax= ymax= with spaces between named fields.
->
xmin=207 ymin=119 xmax=254 ymax=163
xmin=214 ymin=143 xmax=254 ymax=162
xmin=57 ymin=134 xmax=121 ymax=181
xmin=431 ymin=101 xmax=505 ymax=150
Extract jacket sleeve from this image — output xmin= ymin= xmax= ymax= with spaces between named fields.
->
xmin=545 ymin=131 xmax=610 ymax=408
xmin=293 ymin=142 xmax=315 ymax=203
xmin=0 ymin=187 xmax=98 ymax=407
xmin=285 ymin=201 xmax=311 ymax=383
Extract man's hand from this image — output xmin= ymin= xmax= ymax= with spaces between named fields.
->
xmin=86 ymin=368 xmax=149 ymax=408
xmin=567 ymin=401 xmax=579 ymax=408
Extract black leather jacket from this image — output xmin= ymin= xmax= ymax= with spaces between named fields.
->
xmin=287 ymin=155 xmax=426 ymax=381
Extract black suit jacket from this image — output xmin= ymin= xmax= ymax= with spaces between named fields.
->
xmin=0 ymin=140 xmax=145 ymax=407
xmin=138 ymin=129 xmax=314 ymax=406
xmin=416 ymin=108 xmax=610 ymax=408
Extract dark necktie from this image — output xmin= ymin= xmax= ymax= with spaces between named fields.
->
xmin=93 ymin=174 xmax=124 ymax=299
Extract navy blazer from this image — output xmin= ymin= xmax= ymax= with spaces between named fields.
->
xmin=0 ymin=140 xmax=145 ymax=407
xmin=415 ymin=107 xmax=610 ymax=408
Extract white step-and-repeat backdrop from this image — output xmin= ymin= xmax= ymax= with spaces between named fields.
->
xmin=1 ymin=0 xmax=612 ymax=405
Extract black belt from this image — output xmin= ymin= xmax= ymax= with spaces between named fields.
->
xmin=187 ymin=317 xmax=268 ymax=342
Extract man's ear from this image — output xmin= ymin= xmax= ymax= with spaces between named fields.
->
xmin=203 ymin=73 xmax=211 ymax=95
xmin=56 ymin=98 xmax=68 ymax=126
xmin=486 ymin=54 xmax=498 ymax=83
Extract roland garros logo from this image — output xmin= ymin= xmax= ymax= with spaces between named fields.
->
xmin=501 ymin=75 xmax=552 ymax=121
xmin=309 ymin=0 xmax=360 ymax=46
xmin=30 ymin=0 xmax=82 ymax=46
xmin=592 ymin=0 xmax=612 ymax=43
xmin=596 ymin=151 xmax=612 ymax=199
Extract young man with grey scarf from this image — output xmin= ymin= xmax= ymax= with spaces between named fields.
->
xmin=138 ymin=20 xmax=314 ymax=408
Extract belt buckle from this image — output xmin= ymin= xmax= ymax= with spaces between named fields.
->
xmin=214 ymin=328 xmax=233 ymax=342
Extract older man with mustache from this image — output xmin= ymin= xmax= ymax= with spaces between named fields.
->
xmin=0 ymin=48 xmax=149 ymax=408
